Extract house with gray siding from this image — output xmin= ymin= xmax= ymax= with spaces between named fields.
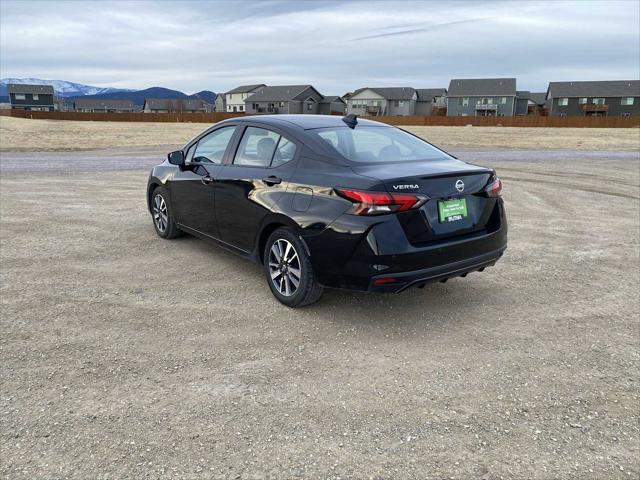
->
xmin=547 ymin=80 xmax=640 ymax=117
xmin=446 ymin=78 xmax=517 ymax=116
xmin=318 ymin=96 xmax=346 ymax=115
xmin=8 ymin=84 xmax=55 ymax=111
xmin=214 ymin=93 xmax=226 ymax=112
xmin=143 ymin=98 xmax=208 ymax=113
xmin=225 ymin=84 xmax=265 ymax=113
xmin=244 ymin=85 xmax=324 ymax=114
xmin=515 ymin=91 xmax=531 ymax=116
xmin=346 ymin=87 xmax=417 ymax=116
xmin=415 ymin=88 xmax=447 ymax=115
xmin=74 ymin=98 xmax=135 ymax=112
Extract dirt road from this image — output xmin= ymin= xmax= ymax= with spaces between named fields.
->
xmin=1 ymin=148 xmax=639 ymax=479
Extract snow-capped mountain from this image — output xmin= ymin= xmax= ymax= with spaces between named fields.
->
xmin=0 ymin=78 xmax=134 ymax=97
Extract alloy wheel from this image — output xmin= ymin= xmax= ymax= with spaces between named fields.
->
xmin=153 ymin=194 xmax=168 ymax=233
xmin=268 ymin=239 xmax=301 ymax=296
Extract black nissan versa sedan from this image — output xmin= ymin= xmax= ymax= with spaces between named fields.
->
xmin=147 ymin=114 xmax=507 ymax=307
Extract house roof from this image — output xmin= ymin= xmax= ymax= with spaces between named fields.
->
xmin=8 ymin=83 xmax=54 ymax=94
xmin=246 ymin=85 xmax=320 ymax=102
xmin=226 ymin=84 xmax=266 ymax=94
xmin=547 ymin=80 xmax=640 ymax=98
xmin=74 ymin=98 xmax=134 ymax=110
xmin=447 ymin=78 xmax=516 ymax=96
xmin=144 ymin=98 xmax=208 ymax=110
xmin=320 ymin=95 xmax=345 ymax=104
xmin=416 ymin=88 xmax=447 ymax=101
xmin=529 ymin=92 xmax=547 ymax=105
xmin=351 ymin=87 xmax=416 ymax=100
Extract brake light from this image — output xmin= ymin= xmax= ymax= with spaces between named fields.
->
xmin=336 ymin=189 xmax=428 ymax=215
xmin=484 ymin=177 xmax=502 ymax=197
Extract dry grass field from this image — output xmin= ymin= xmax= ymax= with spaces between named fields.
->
xmin=1 ymin=115 xmax=639 ymax=151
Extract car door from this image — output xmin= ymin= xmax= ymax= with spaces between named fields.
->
xmin=170 ymin=125 xmax=239 ymax=238
xmin=214 ymin=125 xmax=299 ymax=252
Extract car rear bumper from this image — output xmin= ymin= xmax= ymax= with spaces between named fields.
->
xmin=306 ymin=201 xmax=507 ymax=292
xmin=368 ymin=246 xmax=505 ymax=293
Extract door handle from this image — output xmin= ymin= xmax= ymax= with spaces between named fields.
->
xmin=201 ymin=175 xmax=214 ymax=185
xmin=262 ymin=176 xmax=282 ymax=186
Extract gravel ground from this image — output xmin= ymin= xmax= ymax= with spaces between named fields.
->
xmin=0 ymin=147 xmax=639 ymax=479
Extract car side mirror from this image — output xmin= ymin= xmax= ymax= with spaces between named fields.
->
xmin=168 ymin=150 xmax=185 ymax=166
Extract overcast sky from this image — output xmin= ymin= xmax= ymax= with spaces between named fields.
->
xmin=1 ymin=0 xmax=638 ymax=94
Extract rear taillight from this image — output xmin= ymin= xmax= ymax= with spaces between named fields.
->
xmin=484 ymin=177 xmax=502 ymax=197
xmin=336 ymin=189 xmax=428 ymax=216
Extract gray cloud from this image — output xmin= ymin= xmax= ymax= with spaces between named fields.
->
xmin=0 ymin=0 xmax=638 ymax=94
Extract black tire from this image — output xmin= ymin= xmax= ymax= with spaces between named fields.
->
xmin=264 ymin=227 xmax=323 ymax=307
xmin=151 ymin=186 xmax=181 ymax=239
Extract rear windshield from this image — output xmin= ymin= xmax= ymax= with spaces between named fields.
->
xmin=310 ymin=126 xmax=451 ymax=163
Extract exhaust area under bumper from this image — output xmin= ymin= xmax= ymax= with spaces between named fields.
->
xmin=368 ymin=247 xmax=506 ymax=293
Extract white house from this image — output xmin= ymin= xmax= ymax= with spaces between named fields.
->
xmin=224 ymin=84 xmax=265 ymax=113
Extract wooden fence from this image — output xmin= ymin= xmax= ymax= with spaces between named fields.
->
xmin=1 ymin=108 xmax=638 ymax=128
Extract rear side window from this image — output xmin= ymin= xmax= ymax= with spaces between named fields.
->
xmin=234 ymin=127 xmax=296 ymax=167
xmin=192 ymin=126 xmax=237 ymax=164
xmin=272 ymin=137 xmax=296 ymax=167
xmin=314 ymin=126 xmax=450 ymax=164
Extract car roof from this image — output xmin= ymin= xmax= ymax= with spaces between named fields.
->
xmin=225 ymin=114 xmax=389 ymax=130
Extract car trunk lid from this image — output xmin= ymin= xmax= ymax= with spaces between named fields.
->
xmin=350 ymin=160 xmax=500 ymax=244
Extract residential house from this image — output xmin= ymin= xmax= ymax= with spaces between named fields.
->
xmin=244 ymin=85 xmax=324 ymax=114
xmin=415 ymin=88 xmax=447 ymax=115
xmin=342 ymin=91 xmax=355 ymax=102
xmin=8 ymin=84 xmax=55 ymax=111
xmin=547 ymin=80 xmax=640 ymax=117
xmin=214 ymin=93 xmax=226 ymax=112
xmin=515 ymin=91 xmax=531 ymax=116
xmin=446 ymin=78 xmax=517 ymax=116
xmin=225 ymin=84 xmax=265 ymax=113
xmin=143 ymin=98 xmax=208 ymax=113
xmin=74 ymin=98 xmax=135 ymax=113
xmin=346 ymin=87 xmax=417 ymax=116
xmin=318 ymin=96 xmax=346 ymax=115
xmin=528 ymin=92 xmax=548 ymax=115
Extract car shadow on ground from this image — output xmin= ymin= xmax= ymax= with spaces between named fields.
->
xmin=167 ymin=230 xmax=500 ymax=325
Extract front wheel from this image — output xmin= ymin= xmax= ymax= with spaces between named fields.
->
xmin=264 ymin=228 xmax=323 ymax=307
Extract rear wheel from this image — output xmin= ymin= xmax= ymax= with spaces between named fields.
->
xmin=264 ymin=228 xmax=323 ymax=307
xmin=151 ymin=186 xmax=180 ymax=239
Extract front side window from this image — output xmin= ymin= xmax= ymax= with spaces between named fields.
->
xmin=234 ymin=127 xmax=296 ymax=167
xmin=461 ymin=97 xmax=469 ymax=106
xmin=592 ymin=98 xmax=605 ymax=105
xmin=501 ymin=97 xmax=507 ymax=104
xmin=578 ymin=97 xmax=587 ymax=104
xmin=558 ymin=98 xmax=569 ymax=106
xmin=15 ymin=94 xmax=25 ymax=100
xmin=621 ymin=97 xmax=634 ymax=105
xmin=33 ymin=94 xmax=39 ymax=100
xmin=313 ymin=126 xmax=451 ymax=164
xmin=191 ymin=126 xmax=237 ymax=164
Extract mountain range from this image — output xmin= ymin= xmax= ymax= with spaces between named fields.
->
xmin=0 ymin=78 xmax=216 ymax=105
